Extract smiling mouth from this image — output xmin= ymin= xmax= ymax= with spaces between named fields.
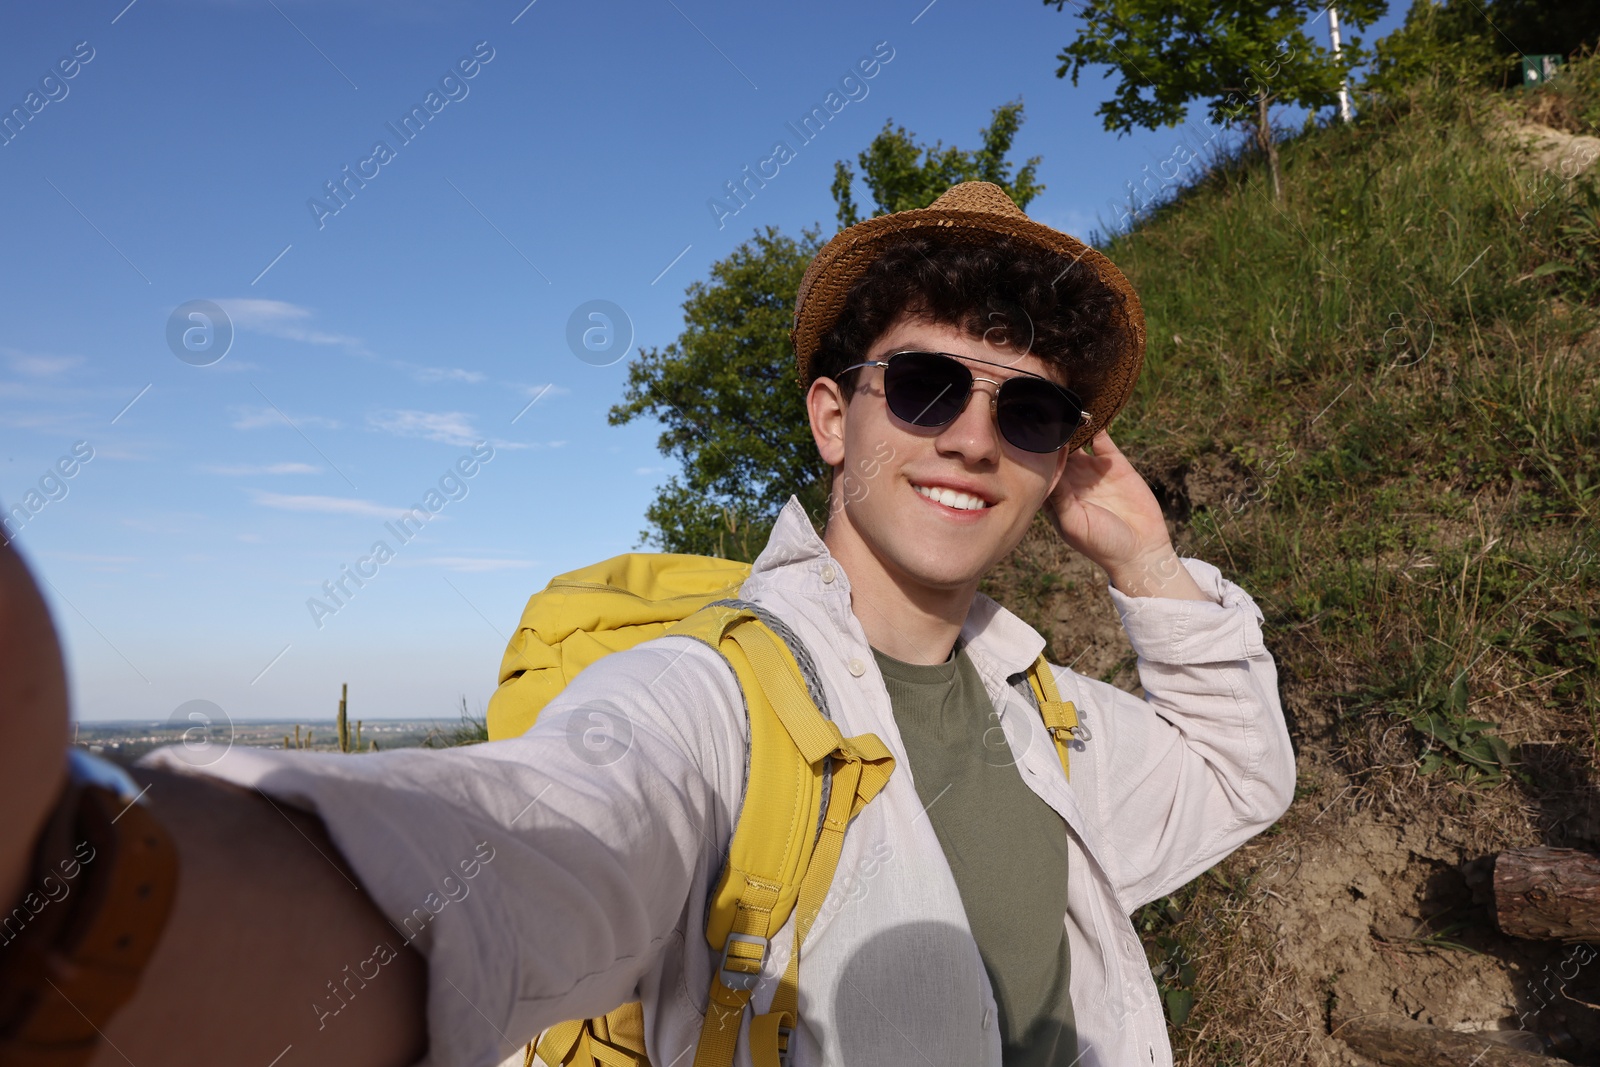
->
xmin=911 ymin=483 xmax=993 ymax=511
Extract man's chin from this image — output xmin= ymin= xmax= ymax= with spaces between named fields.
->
xmin=886 ymin=549 xmax=993 ymax=593
xmin=838 ymin=507 xmax=1006 ymax=592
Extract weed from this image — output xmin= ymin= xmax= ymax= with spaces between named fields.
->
xmin=423 ymin=696 xmax=490 ymax=748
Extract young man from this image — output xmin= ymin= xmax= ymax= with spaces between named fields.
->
xmin=0 ymin=182 xmax=1294 ymax=1067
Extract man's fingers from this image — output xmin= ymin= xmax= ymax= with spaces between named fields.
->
xmin=1073 ymin=428 xmax=1116 ymax=465
xmin=1078 ymin=427 xmax=1114 ymax=458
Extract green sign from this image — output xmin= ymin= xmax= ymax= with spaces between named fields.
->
xmin=1522 ymin=55 xmax=1564 ymax=88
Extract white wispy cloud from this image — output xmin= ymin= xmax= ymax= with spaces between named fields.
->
xmin=204 ymin=462 xmax=321 ymax=476
xmin=409 ymin=365 xmax=487 ymax=385
xmin=250 ymin=491 xmax=403 ymax=519
xmin=216 ymin=299 xmax=371 ymax=357
xmin=230 ymin=405 xmax=341 ymax=431
xmin=513 ymin=382 xmax=569 ymax=398
xmin=84 ymin=444 xmax=154 ymax=462
xmin=366 ymin=409 xmax=561 ymax=451
xmin=2 ymin=347 xmax=84 ymax=377
xmin=366 ymin=409 xmax=483 ymax=446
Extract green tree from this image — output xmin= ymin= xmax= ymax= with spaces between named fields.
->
xmin=614 ymin=105 xmax=1047 ymax=558
xmin=608 ymin=226 xmax=826 ymax=560
xmin=1495 ymin=0 xmax=1600 ymax=57
xmin=1366 ymin=0 xmax=1600 ymax=97
xmin=1045 ymin=0 xmax=1388 ymax=200
xmin=1363 ymin=0 xmax=1502 ymax=97
xmin=832 ymin=99 xmax=1045 ymax=227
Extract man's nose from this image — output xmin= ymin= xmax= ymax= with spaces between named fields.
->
xmin=936 ymin=379 xmax=1003 ymax=458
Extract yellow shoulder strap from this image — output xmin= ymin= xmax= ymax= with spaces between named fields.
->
xmin=526 ymin=603 xmax=900 ymax=1067
xmin=1026 ymin=654 xmax=1077 ymax=783
xmin=532 ymin=1005 xmax=644 ymax=1067
xmin=668 ymin=604 xmax=894 ymax=1067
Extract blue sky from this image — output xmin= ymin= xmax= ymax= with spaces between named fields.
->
xmin=1 ymin=0 xmax=1403 ymax=724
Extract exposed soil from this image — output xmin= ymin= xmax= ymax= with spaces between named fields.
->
xmin=988 ymin=487 xmax=1600 ymax=1064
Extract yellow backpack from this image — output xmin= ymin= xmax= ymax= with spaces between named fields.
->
xmin=486 ymin=553 xmax=1078 ymax=1067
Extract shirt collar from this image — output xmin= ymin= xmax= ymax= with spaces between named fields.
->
xmin=745 ymin=496 xmax=1047 ymax=680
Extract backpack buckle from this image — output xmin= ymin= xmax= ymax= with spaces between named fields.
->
xmin=777 ymin=1024 xmax=794 ymax=1067
xmin=718 ymin=933 xmax=769 ymax=993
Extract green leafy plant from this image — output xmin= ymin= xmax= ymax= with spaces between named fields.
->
xmin=1408 ymin=673 xmax=1515 ymax=784
xmin=1136 ymin=897 xmax=1199 ymax=1026
xmin=608 ymin=226 xmax=825 ymax=557
xmin=1550 ymin=179 xmax=1600 ymax=304
xmin=1044 ymin=0 xmax=1388 ymax=200
xmin=831 ymin=100 xmax=1044 ymax=227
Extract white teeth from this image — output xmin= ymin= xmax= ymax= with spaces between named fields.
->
xmin=914 ymin=484 xmax=989 ymax=511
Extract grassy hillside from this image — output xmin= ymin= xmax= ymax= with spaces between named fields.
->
xmin=983 ymin=55 xmax=1600 ymax=1064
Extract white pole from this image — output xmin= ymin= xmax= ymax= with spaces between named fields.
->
xmin=1329 ymin=5 xmax=1353 ymax=123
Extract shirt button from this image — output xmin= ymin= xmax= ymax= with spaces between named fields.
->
xmin=847 ymin=657 xmax=866 ymax=677
xmin=821 ymin=564 xmax=837 ymax=583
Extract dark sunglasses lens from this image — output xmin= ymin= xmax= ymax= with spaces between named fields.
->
xmin=883 ymin=353 xmax=969 ymax=427
xmin=997 ymin=379 xmax=1083 ymax=452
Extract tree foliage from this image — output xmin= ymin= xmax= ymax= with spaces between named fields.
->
xmin=615 ymin=105 xmax=1047 ymax=558
xmin=831 ymin=100 xmax=1045 ymax=228
xmin=1045 ymin=0 xmax=1387 ymax=198
xmin=608 ymin=226 xmax=826 ymax=560
xmin=1366 ymin=0 xmax=1600 ymax=96
xmin=1363 ymin=0 xmax=1503 ymax=96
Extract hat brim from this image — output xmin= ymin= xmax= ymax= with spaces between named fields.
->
xmin=790 ymin=197 xmax=1146 ymax=456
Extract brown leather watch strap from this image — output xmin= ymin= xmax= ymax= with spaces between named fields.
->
xmin=0 ymin=752 xmax=180 ymax=1066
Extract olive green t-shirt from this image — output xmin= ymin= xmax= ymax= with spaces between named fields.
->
xmin=871 ymin=644 xmax=1077 ymax=1066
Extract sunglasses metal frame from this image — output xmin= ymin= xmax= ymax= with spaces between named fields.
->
xmin=837 ymin=350 xmax=1094 ymax=453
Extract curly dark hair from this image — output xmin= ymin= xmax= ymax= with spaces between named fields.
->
xmin=809 ymin=229 xmax=1125 ymax=406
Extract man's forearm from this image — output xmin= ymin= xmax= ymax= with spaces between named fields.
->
xmin=1105 ymin=546 xmax=1210 ymax=601
xmin=91 ymin=767 xmax=428 ymax=1067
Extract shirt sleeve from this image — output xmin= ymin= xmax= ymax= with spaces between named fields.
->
xmin=1055 ymin=556 xmax=1296 ymax=913
xmin=139 ymin=636 xmax=747 ymax=1067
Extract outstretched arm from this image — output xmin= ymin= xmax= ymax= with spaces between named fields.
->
xmin=0 ymin=538 xmax=427 ymax=1067
xmin=94 ymin=767 xmax=430 ymax=1067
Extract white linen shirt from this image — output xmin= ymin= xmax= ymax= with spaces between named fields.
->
xmin=147 ymin=497 xmax=1295 ymax=1067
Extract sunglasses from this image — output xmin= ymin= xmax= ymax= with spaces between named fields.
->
xmin=838 ymin=351 xmax=1093 ymax=454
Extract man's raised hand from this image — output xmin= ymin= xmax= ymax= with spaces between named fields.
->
xmin=1044 ymin=429 xmax=1208 ymax=601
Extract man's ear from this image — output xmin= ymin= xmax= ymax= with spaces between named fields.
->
xmin=1042 ymin=444 xmax=1072 ymax=499
xmin=807 ymin=377 xmax=848 ymax=468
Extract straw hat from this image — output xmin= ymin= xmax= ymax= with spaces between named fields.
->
xmin=790 ymin=180 xmax=1146 ymax=455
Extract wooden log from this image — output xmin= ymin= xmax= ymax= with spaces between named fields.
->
xmin=1494 ymin=847 xmax=1600 ymax=940
xmin=1335 ymin=1016 xmax=1552 ymax=1065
